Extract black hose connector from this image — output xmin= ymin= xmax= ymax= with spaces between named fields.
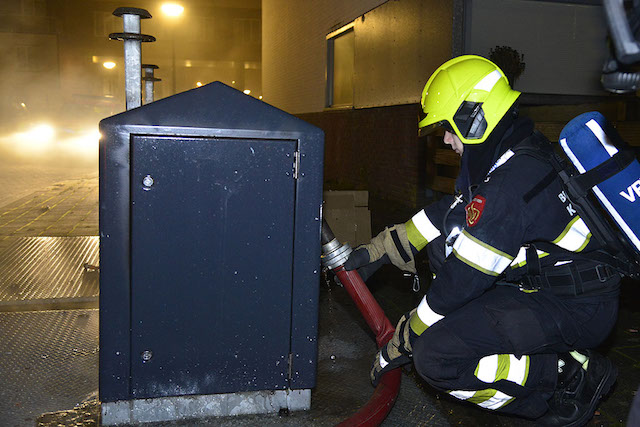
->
xmin=321 ymin=218 xmax=335 ymax=245
xmin=321 ymin=219 xmax=353 ymax=270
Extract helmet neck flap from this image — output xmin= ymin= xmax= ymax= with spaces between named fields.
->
xmin=456 ymin=110 xmax=534 ymax=200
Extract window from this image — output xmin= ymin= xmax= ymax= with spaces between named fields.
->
xmin=233 ymin=18 xmax=260 ymax=44
xmin=326 ymin=23 xmax=354 ymax=108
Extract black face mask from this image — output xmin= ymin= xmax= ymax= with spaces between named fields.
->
xmin=455 ymin=112 xmax=534 ymax=200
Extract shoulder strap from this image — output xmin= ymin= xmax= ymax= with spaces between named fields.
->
xmin=564 ymin=149 xmax=636 ymax=198
xmin=510 ymin=131 xmax=558 ymax=203
xmin=510 ymin=131 xmax=640 ymax=278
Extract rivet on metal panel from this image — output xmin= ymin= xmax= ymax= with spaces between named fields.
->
xmin=142 ymin=175 xmax=154 ymax=188
xmin=141 ymin=350 xmax=153 ymax=362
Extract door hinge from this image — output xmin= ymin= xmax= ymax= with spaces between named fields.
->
xmin=288 ymin=353 xmax=294 ymax=380
xmin=293 ymin=151 xmax=300 ymax=179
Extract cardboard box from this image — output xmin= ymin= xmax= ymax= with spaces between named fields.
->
xmin=323 ymin=191 xmax=371 ymax=247
xmin=324 ymin=190 xmax=369 ymax=208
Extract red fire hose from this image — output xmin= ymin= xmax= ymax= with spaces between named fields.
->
xmin=321 ymin=220 xmax=402 ymax=426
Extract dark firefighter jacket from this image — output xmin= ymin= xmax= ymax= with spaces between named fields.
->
xmin=404 ymin=127 xmax=620 ymax=334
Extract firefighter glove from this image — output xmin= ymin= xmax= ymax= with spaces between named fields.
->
xmin=344 ymin=224 xmax=416 ymax=281
xmin=343 ymin=247 xmax=389 ymax=282
xmin=370 ymin=309 xmax=416 ymax=387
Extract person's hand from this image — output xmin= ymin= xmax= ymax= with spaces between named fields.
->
xmin=343 ymin=224 xmax=416 ymax=281
xmin=343 ymin=246 xmax=389 ymax=282
xmin=426 ymin=240 xmax=446 ymax=274
xmin=370 ymin=309 xmax=416 ymax=386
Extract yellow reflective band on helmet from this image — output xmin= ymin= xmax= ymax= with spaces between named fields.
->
xmin=552 ymin=216 xmax=592 ymax=252
xmin=452 ymin=230 xmax=514 ymax=276
xmin=406 ymin=210 xmax=441 ymax=251
xmin=418 ymin=55 xmax=521 ymax=144
xmin=410 ymin=296 xmax=444 ymax=335
xmin=473 ymin=70 xmax=502 ymax=92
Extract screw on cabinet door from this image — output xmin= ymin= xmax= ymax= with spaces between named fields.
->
xmin=141 ymin=350 xmax=153 ymax=362
xmin=142 ymin=175 xmax=154 ymax=189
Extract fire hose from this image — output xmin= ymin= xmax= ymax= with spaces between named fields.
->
xmin=321 ymin=219 xmax=402 ymax=426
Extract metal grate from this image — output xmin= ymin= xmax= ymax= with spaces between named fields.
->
xmin=0 ymin=236 xmax=99 ymax=311
xmin=0 ymin=309 xmax=98 ymax=427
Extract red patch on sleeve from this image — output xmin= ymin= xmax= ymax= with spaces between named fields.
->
xmin=465 ymin=195 xmax=486 ymax=227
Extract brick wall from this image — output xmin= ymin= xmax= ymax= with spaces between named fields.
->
xmin=298 ymin=104 xmax=427 ymax=208
xmin=298 ymin=102 xmax=640 ymax=210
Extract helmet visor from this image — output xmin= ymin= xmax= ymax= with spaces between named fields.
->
xmin=418 ymin=113 xmax=453 ymax=137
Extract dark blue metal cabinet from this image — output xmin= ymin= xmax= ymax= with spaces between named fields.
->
xmin=99 ymin=82 xmax=324 ymax=402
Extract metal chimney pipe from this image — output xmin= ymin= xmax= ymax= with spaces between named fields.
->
xmin=109 ymin=7 xmax=155 ymax=110
xmin=142 ymin=64 xmax=161 ymax=104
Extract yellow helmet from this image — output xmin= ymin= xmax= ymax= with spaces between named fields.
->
xmin=418 ymin=55 xmax=521 ymax=144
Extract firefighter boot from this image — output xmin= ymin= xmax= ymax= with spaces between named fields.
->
xmin=537 ymin=351 xmax=617 ymax=427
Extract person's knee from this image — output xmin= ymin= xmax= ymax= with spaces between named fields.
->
xmin=412 ymin=325 xmax=471 ymax=384
xmin=412 ymin=336 xmax=440 ymax=382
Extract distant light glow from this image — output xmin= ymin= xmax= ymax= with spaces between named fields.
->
xmin=13 ymin=123 xmax=56 ymax=154
xmin=232 ymin=80 xmax=236 ymax=84
xmin=258 ymin=96 xmax=263 ymax=100
xmin=59 ymin=128 xmax=101 ymax=158
xmin=103 ymin=61 xmax=116 ymax=69
xmin=20 ymin=102 xmax=26 ymax=108
xmin=243 ymin=89 xmax=251 ymax=95
xmin=28 ymin=124 xmax=55 ymax=142
xmin=2 ymin=124 xmax=99 ymax=163
xmin=161 ymin=3 xmax=184 ymax=17
xmin=196 ymin=81 xmax=203 ymax=87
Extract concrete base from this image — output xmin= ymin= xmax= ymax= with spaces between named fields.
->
xmin=101 ymin=389 xmax=311 ymax=425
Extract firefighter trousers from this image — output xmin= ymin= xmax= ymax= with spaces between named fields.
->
xmin=411 ymin=286 xmax=618 ymax=418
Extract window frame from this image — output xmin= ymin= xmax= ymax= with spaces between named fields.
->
xmin=325 ymin=22 xmax=355 ymax=109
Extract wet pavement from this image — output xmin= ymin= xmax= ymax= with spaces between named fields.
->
xmin=0 ymin=177 xmax=637 ymax=426
xmin=0 ymin=155 xmax=96 ymax=209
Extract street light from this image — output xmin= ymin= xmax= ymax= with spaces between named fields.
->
xmin=161 ymin=3 xmax=184 ymax=17
xmin=161 ymin=3 xmax=184 ymax=95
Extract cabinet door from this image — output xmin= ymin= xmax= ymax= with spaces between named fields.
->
xmin=130 ymin=135 xmax=297 ymax=398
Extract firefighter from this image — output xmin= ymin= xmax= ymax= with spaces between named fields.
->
xmin=345 ymin=55 xmax=620 ymax=426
